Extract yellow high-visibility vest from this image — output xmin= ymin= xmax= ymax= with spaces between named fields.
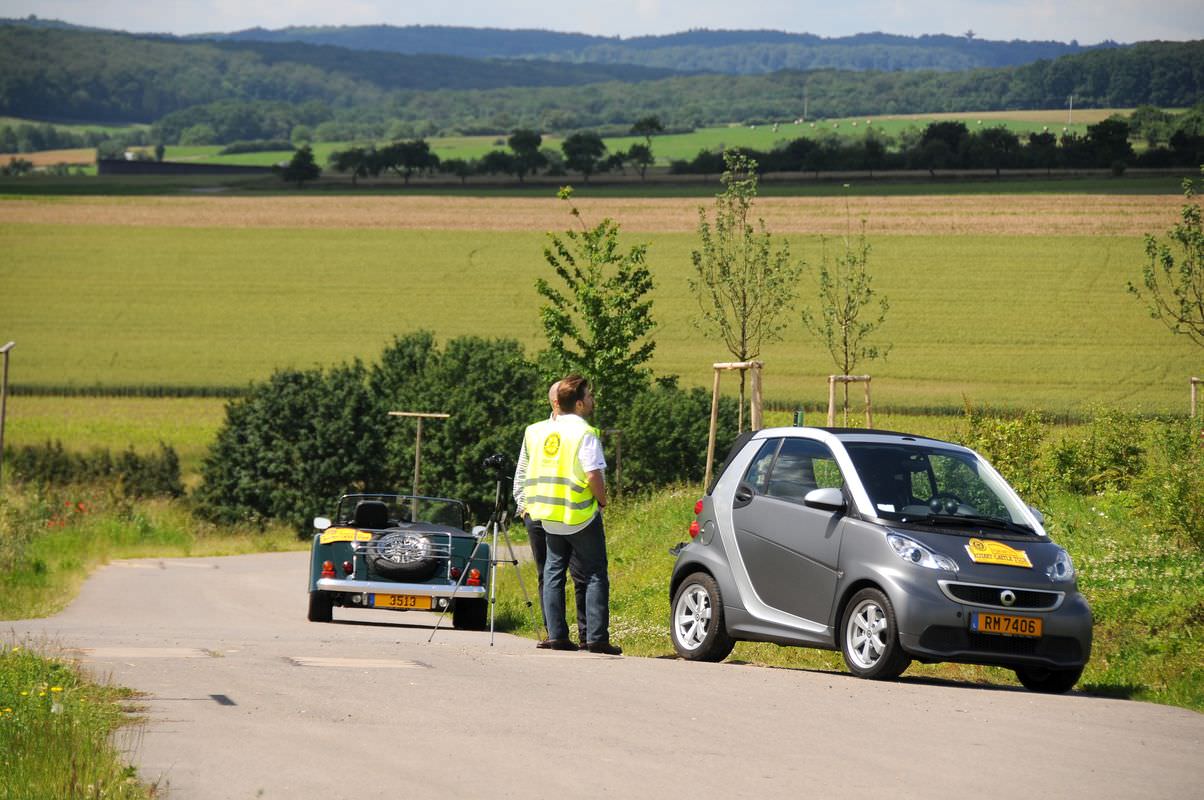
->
xmin=523 ymin=415 xmax=599 ymax=525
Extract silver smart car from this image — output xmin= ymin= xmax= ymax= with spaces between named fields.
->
xmin=669 ymin=427 xmax=1093 ymax=693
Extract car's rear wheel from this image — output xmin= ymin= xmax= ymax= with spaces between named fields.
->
xmin=307 ymin=591 xmax=333 ymax=623
xmin=452 ymin=598 xmax=488 ymax=630
xmin=670 ymin=572 xmax=735 ymax=662
xmin=1015 ymin=664 xmax=1083 ymax=694
xmin=840 ymin=588 xmax=911 ymax=680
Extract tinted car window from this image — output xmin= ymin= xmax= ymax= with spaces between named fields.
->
xmin=743 ymin=439 xmax=780 ymax=492
xmin=765 ymin=438 xmax=844 ymax=502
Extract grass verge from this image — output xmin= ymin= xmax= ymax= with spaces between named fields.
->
xmin=0 ymin=643 xmax=150 ymax=799
xmin=0 ymin=487 xmax=304 ymax=621
xmin=494 ymin=484 xmax=1204 ymax=710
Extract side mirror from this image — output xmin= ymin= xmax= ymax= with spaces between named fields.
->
xmin=313 ymin=516 xmax=332 ymax=531
xmin=471 ymin=525 xmax=488 ymax=539
xmin=803 ymin=487 xmax=845 ymax=512
xmin=1027 ymin=506 xmax=1045 ymax=526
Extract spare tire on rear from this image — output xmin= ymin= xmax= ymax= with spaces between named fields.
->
xmin=368 ymin=530 xmax=440 ymax=581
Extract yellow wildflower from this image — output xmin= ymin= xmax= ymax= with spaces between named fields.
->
xmin=50 ymin=687 xmax=63 ymax=693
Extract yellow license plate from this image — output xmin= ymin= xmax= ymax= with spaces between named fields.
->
xmin=371 ymin=593 xmax=431 ymax=610
xmin=972 ymin=612 xmax=1042 ymax=638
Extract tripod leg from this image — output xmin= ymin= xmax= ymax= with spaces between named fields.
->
xmin=489 ymin=521 xmax=500 ymax=646
xmin=427 ymin=531 xmax=488 ymax=643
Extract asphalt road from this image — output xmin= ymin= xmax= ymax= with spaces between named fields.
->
xmin=6 ymin=552 xmax=1203 ymax=799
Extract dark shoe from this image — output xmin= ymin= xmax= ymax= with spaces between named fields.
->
xmin=577 ymin=641 xmax=589 ymax=651
xmin=537 ymin=639 xmax=577 ymax=651
xmin=586 ymin=640 xmax=623 ymax=656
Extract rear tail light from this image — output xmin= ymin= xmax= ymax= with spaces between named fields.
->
xmin=689 ymin=498 xmax=703 ymax=538
xmin=342 ymin=561 xmax=354 ymax=577
xmin=320 ymin=560 xmax=336 ymax=578
xmin=450 ymin=566 xmax=463 ymax=580
xmin=466 ymin=568 xmax=482 ymax=586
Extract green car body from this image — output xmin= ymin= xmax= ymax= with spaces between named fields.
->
xmin=307 ymin=493 xmax=492 ymax=630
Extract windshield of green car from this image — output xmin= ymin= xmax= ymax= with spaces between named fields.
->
xmin=841 ymin=442 xmax=1033 ymax=533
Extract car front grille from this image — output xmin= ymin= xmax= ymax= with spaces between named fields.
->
xmin=940 ymin=581 xmax=1063 ymax=610
xmin=918 ymin=626 xmax=1083 ymax=663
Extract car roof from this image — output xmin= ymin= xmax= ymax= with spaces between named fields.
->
xmin=754 ymin=426 xmax=969 ymax=451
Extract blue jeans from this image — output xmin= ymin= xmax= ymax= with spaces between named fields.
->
xmin=543 ymin=514 xmax=610 ymax=643
xmin=525 ymin=514 xmax=589 ymax=640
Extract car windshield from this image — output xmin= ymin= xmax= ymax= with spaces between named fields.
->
xmin=842 ymin=442 xmax=1033 ymax=534
xmin=335 ymin=494 xmax=468 ymax=531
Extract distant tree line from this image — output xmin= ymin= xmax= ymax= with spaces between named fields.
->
xmin=0 ymin=120 xmax=149 ymax=153
xmin=326 ymin=120 xmax=664 ymax=185
xmin=0 ymin=24 xmax=1199 ymax=137
xmin=670 ymin=112 xmax=1204 ymax=176
xmin=192 ymin=24 xmax=1101 ymax=74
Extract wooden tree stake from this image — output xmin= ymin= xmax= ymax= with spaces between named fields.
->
xmin=826 ymin=375 xmax=873 ymax=427
xmin=704 ymin=360 xmax=764 ymax=489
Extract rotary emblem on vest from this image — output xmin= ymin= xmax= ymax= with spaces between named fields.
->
xmin=542 ymin=433 xmax=561 ymax=457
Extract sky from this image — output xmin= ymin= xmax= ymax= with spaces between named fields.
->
xmin=0 ymin=0 xmax=1201 ymax=44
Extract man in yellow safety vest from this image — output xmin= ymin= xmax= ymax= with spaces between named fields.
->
xmin=513 ymin=381 xmax=591 ymax=648
xmin=523 ymin=374 xmax=621 ymax=655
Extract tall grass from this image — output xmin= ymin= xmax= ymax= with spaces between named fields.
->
xmin=0 ymin=487 xmax=304 ymax=621
xmin=0 ymin=643 xmax=150 ymax=800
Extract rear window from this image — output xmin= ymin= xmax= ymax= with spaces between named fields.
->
xmin=740 ymin=437 xmax=845 ymax=503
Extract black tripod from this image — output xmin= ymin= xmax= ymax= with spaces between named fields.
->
xmin=429 ymin=456 xmax=538 ymax=645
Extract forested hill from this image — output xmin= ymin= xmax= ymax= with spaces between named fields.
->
xmin=198 ymin=25 xmax=1109 ymax=73
xmin=0 ymin=21 xmax=1199 ymax=134
xmin=0 ymin=25 xmax=675 ymax=123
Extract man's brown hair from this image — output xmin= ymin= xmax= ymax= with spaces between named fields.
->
xmin=557 ymin=374 xmax=589 ymax=414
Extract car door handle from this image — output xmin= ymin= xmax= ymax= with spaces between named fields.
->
xmin=734 ymin=486 xmax=754 ymax=503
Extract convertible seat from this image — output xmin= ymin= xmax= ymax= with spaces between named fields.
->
xmin=353 ymin=500 xmax=390 ymax=529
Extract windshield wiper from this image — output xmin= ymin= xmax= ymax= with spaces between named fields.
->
xmin=903 ymin=513 xmax=1034 ymax=535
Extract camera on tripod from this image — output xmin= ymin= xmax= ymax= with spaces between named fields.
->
xmin=482 ymin=453 xmax=510 ymax=480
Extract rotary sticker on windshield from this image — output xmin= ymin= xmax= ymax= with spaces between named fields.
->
xmin=965 ymin=537 xmax=1033 ymax=568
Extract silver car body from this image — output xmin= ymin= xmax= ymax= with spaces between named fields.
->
xmin=670 ymin=427 xmax=1092 ymax=671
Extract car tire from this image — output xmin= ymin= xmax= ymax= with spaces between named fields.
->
xmin=368 ymin=531 xmax=440 ymax=581
xmin=308 ymin=591 xmax=333 ymax=623
xmin=452 ymin=598 xmax=488 ymax=630
xmin=840 ymin=588 xmax=911 ymax=680
xmin=1015 ymin=664 xmax=1083 ymax=694
xmin=670 ymin=572 xmax=735 ymax=662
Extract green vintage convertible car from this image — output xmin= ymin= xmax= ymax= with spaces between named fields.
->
xmin=307 ymin=493 xmax=491 ymax=630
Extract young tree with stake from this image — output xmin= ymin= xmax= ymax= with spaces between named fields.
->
xmin=800 ymin=188 xmax=891 ymax=423
xmin=690 ymin=151 xmax=800 ymax=431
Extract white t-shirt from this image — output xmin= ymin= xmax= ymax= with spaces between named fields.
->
xmin=543 ymin=414 xmax=606 ymax=536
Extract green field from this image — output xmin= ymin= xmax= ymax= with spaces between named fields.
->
xmin=1 ymin=222 xmax=1196 ymax=413
xmin=161 ymin=109 xmax=1135 ymax=169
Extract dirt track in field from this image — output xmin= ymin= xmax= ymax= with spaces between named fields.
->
xmin=0 ymin=194 xmax=1181 ymax=236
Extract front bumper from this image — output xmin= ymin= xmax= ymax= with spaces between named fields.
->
xmin=315 ymin=578 xmax=487 ymax=599
xmin=895 ymin=584 xmax=1093 ymax=669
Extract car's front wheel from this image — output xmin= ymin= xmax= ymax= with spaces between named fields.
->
xmin=452 ymin=598 xmax=488 ymax=630
xmin=670 ymin=572 xmax=734 ymax=662
xmin=1015 ymin=664 xmax=1083 ymax=694
xmin=840 ymin=588 xmax=911 ymax=680
xmin=307 ymin=591 xmax=333 ymax=623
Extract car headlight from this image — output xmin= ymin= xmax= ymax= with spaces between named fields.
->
xmin=887 ymin=533 xmax=958 ymax=572
xmin=1046 ymin=548 xmax=1076 ymax=582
